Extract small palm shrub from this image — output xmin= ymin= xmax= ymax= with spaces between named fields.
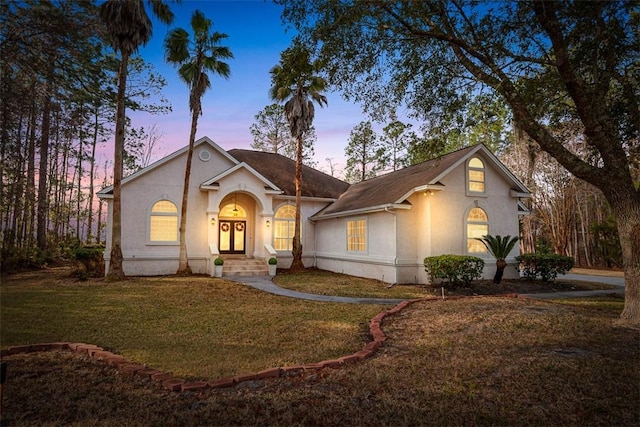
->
xmin=424 ymin=255 xmax=485 ymax=289
xmin=475 ymin=234 xmax=519 ymax=284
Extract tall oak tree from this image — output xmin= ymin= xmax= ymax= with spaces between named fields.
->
xmin=277 ymin=0 xmax=640 ymax=323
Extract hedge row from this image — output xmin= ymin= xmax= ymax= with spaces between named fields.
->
xmin=424 ymin=253 xmax=575 ymax=286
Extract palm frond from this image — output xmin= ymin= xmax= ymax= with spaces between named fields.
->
xmin=476 ymin=234 xmax=519 ymax=260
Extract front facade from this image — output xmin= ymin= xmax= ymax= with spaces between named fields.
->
xmin=98 ymin=137 xmax=529 ymax=283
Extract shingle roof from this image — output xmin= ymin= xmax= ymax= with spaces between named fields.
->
xmin=228 ymin=149 xmax=350 ymax=199
xmin=315 ymin=145 xmax=478 ymax=217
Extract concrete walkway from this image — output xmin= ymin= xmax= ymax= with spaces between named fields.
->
xmin=230 ymin=271 xmax=625 ymax=304
xmin=228 ymin=275 xmax=406 ymax=305
xmin=520 ymin=272 xmax=625 ymax=299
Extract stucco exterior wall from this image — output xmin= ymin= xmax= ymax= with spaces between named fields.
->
xmin=315 ymin=211 xmax=399 ymax=283
xmin=104 ymin=144 xmax=236 ymax=276
xmin=271 ymin=199 xmax=330 ymax=269
xmin=314 ymin=154 xmax=523 ymax=284
xmin=428 ymin=155 xmax=521 ymax=280
xmin=395 ymin=194 xmax=431 ymax=284
xmin=102 ymin=141 xmax=525 ymax=282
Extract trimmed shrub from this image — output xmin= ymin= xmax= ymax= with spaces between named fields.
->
xmin=424 ymin=255 xmax=485 ymax=288
xmin=515 ymin=253 xmax=575 ymax=282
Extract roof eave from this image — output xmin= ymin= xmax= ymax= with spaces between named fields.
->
xmin=310 ymin=203 xmax=411 ymax=222
xmin=275 ymin=195 xmax=339 ymax=203
xmin=395 ymin=183 xmax=446 ymax=203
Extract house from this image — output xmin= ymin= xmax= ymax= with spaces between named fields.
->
xmin=97 ymin=137 xmax=530 ymax=283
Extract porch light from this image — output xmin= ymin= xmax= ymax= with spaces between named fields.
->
xmin=266 ymin=220 xmax=270 ymax=228
xmin=210 ymin=217 xmax=216 ymax=226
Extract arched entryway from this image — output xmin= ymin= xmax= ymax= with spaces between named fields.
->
xmin=219 ymin=197 xmax=247 ymax=255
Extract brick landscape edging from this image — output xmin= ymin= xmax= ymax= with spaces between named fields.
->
xmin=0 ymin=294 xmax=520 ymax=392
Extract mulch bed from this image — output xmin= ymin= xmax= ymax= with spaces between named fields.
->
xmin=422 ymin=278 xmax=618 ymax=297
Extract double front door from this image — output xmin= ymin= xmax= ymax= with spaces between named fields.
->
xmin=219 ymin=220 xmax=245 ymax=254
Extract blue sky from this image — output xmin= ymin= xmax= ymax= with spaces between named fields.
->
xmin=132 ymin=0 xmax=371 ymax=175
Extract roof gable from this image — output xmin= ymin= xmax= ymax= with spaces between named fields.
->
xmin=97 ymin=136 xmax=237 ymax=197
xmin=201 ymin=162 xmax=281 ymax=192
xmin=314 ymin=144 xmax=530 ymax=218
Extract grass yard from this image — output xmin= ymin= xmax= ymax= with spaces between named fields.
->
xmin=1 ymin=267 xmax=638 ymax=426
xmin=274 ymin=269 xmax=427 ymax=299
xmin=0 ymin=267 xmax=386 ymax=379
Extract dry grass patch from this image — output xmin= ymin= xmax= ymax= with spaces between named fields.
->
xmin=2 ymin=292 xmax=637 ymax=426
xmin=0 ymin=270 xmax=640 ymax=426
xmin=361 ymin=296 xmax=638 ymax=425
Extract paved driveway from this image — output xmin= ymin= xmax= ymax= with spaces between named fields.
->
xmin=520 ymin=271 xmax=624 ymax=300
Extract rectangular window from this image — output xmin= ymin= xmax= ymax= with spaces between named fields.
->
xmin=274 ymin=220 xmax=295 ymax=251
xmin=468 ymin=170 xmax=485 ymax=192
xmin=150 ymin=216 xmax=178 ymax=242
xmin=347 ymin=219 xmax=367 ymax=252
xmin=467 ymin=223 xmax=488 ymax=253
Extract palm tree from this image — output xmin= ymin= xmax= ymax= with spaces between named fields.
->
xmin=99 ymin=0 xmax=175 ymax=281
xmin=269 ymin=40 xmax=327 ymax=270
xmin=164 ymin=10 xmax=233 ymax=275
xmin=476 ymin=234 xmax=519 ymax=284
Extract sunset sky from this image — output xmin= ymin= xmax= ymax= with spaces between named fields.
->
xmin=128 ymin=0 xmax=377 ymax=175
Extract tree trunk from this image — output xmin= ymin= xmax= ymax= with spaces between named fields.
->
xmin=76 ymin=110 xmax=84 ymax=241
xmin=106 ymin=52 xmax=129 ymax=281
xmin=291 ymin=134 xmax=304 ymax=270
xmin=36 ymin=81 xmax=52 ymax=251
xmin=494 ymin=259 xmax=506 ymax=284
xmin=176 ymin=109 xmax=198 ymax=276
xmin=25 ymin=103 xmax=37 ymax=250
xmin=86 ymin=107 xmax=98 ymax=244
xmin=612 ymin=194 xmax=640 ymax=324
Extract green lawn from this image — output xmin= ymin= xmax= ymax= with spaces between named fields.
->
xmin=274 ymin=269 xmax=427 ymax=298
xmin=1 ymin=268 xmax=386 ymax=379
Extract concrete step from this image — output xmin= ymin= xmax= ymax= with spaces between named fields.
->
xmin=220 ymin=258 xmax=269 ymax=276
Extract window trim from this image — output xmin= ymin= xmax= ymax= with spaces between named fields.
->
xmin=466 ymin=157 xmax=487 ymax=196
xmin=147 ymin=199 xmax=179 ymax=245
xmin=465 ymin=206 xmax=489 ymax=254
xmin=346 ymin=217 xmax=368 ymax=253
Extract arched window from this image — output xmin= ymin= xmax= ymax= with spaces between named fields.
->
xmin=466 ymin=207 xmax=488 ymax=253
xmin=468 ymin=157 xmax=486 ymax=193
xmin=149 ymin=200 xmax=178 ymax=242
xmin=274 ymin=205 xmax=296 ymax=251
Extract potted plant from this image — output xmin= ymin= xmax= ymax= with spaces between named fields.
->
xmin=268 ymin=257 xmax=277 ymax=276
xmin=214 ymin=257 xmax=224 ymax=278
